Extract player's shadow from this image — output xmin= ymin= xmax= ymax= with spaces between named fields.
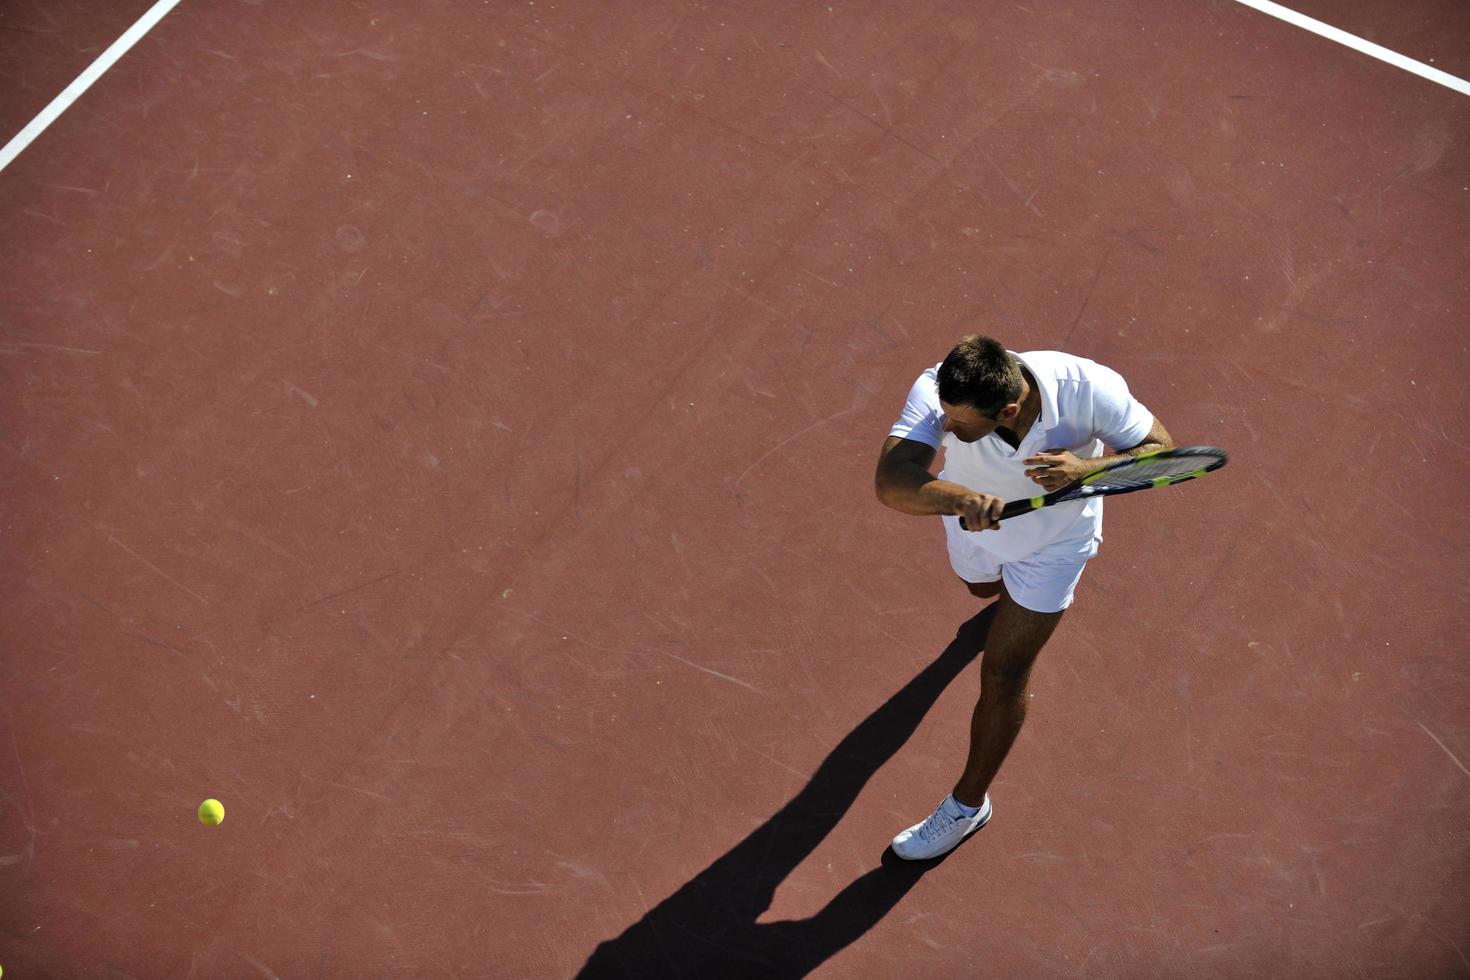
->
xmin=577 ymin=606 xmax=996 ymax=979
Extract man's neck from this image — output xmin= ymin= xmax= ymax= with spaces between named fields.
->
xmin=1001 ymin=368 xmax=1042 ymax=441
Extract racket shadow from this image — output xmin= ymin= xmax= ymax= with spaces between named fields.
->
xmin=576 ymin=606 xmax=996 ymax=979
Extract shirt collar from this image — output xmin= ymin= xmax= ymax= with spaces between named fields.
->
xmin=1010 ymin=350 xmax=1056 ymax=432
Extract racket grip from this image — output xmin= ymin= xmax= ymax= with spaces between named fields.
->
xmin=958 ymin=497 xmax=1042 ymax=530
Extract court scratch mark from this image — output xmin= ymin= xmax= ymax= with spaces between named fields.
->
xmin=298 ymin=570 xmax=400 ymax=612
xmin=554 ymin=858 xmax=612 ymax=890
xmin=502 ymin=609 xmax=634 ymax=674
xmin=7 ymin=729 xmax=38 ymax=871
xmin=870 ymin=78 xmax=894 ymax=127
xmin=126 ymin=631 xmax=188 ymax=658
xmin=630 ymin=878 xmax=675 ymax=967
xmin=1061 ymin=244 xmax=1115 ymax=348
xmin=320 ymin=780 xmax=393 ymax=802
xmin=716 ymin=277 xmax=784 ymax=318
xmin=1423 ymin=918 xmax=1470 ymax=974
xmin=284 ymin=381 xmax=318 ymax=407
xmin=733 ymin=408 xmax=853 ymax=488
xmin=2 ymin=341 xmax=101 ymax=356
xmin=813 ymin=49 xmax=844 ymax=79
xmin=330 ymin=48 xmax=396 ymax=62
xmin=760 ymin=752 xmax=812 ymax=781
xmin=655 ymin=649 xmax=764 ymax=694
xmin=819 ymin=89 xmax=943 ymax=167
xmin=977 ymin=148 xmax=1044 ymax=218
xmin=1111 ymin=227 xmax=1162 ymax=255
xmin=236 ymin=951 xmax=281 ymax=979
xmin=574 ymin=453 xmax=583 ymax=519
xmin=505 ymin=106 xmax=594 ymax=177
xmin=1417 ymin=722 xmax=1470 ymax=779
xmin=487 ymin=878 xmax=551 ymax=895
xmin=105 ymin=533 xmax=208 ymax=604
xmin=225 ymin=518 xmax=310 ymax=568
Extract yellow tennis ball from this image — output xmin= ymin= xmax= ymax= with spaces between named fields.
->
xmin=198 ymin=799 xmax=225 ymax=826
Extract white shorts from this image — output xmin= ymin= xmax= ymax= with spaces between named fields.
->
xmin=941 ymin=516 xmax=1100 ymax=613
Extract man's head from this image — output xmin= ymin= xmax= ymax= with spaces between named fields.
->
xmin=936 ymin=335 xmax=1025 ymax=443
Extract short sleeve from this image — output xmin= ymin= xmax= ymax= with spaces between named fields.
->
xmin=1089 ymin=363 xmax=1154 ymax=450
xmin=888 ymin=366 xmax=945 ymax=449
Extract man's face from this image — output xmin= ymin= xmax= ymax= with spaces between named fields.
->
xmin=939 ymin=400 xmax=1011 ymax=443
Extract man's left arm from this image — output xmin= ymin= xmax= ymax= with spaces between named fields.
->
xmin=1023 ymin=417 xmax=1174 ymax=493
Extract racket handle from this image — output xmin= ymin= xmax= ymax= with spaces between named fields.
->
xmin=958 ymin=496 xmax=1045 ymax=530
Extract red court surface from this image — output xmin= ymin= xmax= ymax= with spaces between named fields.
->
xmin=2 ymin=2 xmax=1468 ymax=977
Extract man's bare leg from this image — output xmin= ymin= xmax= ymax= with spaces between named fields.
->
xmin=951 ymin=583 xmax=1064 ymax=808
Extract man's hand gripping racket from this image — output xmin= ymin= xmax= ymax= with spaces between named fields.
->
xmin=958 ymin=446 xmax=1229 ymax=531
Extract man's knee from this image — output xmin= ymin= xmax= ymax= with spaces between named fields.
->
xmin=981 ymin=646 xmax=1041 ymax=688
xmin=981 ymin=601 xmax=1064 ymax=686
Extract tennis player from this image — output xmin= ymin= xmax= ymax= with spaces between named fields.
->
xmin=876 ymin=335 xmax=1173 ymax=859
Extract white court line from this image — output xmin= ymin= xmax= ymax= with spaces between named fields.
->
xmin=0 ymin=0 xmax=186 ymax=175
xmin=1233 ymin=0 xmax=1470 ymax=97
xmin=0 ymin=0 xmax=1462 ymax=178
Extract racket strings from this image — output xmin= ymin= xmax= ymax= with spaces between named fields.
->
xmin=1085 ymin=453 xmax=1223 ymax=491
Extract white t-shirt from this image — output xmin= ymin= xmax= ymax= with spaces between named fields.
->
xmin=888 ymin=350 xmax=1154 ymax=562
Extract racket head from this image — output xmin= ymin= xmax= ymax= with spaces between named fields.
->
xmin=1071 ymin=445 xmax=1229 ymax=497
xmin=972 ymin=446 xmax=1229 ymax=526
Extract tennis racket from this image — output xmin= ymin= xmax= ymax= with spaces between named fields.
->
xmin=959 ymin=445 xmax=1228 ymax=529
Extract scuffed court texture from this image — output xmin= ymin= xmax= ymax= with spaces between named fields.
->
xmin=2 ymin=1 xmax=1467 ymax=976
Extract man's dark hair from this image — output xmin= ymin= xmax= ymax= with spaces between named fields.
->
xmin=937 ymin=335 xmax=1023 ymax=415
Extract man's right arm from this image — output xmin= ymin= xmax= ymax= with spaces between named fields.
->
xmin=874 ymin=436 xmax=1006 ymax=530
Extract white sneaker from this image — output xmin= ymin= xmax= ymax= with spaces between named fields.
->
xmin=891 ymin=793 xmax=991 ymax=860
